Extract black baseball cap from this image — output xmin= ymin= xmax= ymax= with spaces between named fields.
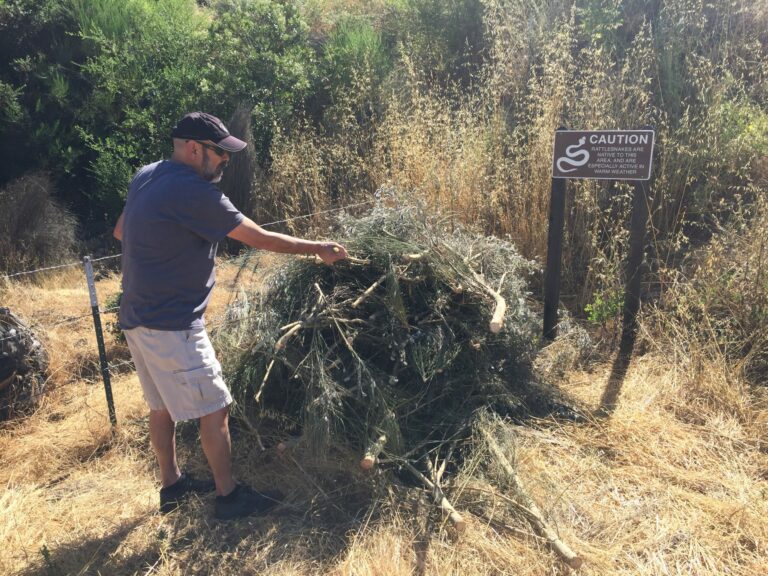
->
xmin=170 ymin=111 xmax=247 ymax=152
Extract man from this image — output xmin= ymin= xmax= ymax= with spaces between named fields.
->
xmin=114 ymin=111 xmax=347 ymax=520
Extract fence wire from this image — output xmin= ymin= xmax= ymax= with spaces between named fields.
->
xmin=1 ymin=253 xmax=122 ymax=281
xmin=2 ymin=197 xmax=375 ymax=281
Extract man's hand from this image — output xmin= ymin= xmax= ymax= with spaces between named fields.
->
xmin=114 ymin=212 xmax=125 ymax=241
xmin=316 ymin=242 xmax=348 ymax=265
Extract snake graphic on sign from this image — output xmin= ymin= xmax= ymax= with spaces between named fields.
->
xmin=556 ymin=137 xmax=590 ymax=173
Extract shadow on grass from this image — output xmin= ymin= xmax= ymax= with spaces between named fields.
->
xmin=16 ymin=519 xmax=147 ymax=576
xmin=16 ymin=441 xmax=381 ymax=575
xmin=596 ymin=330 xmax=637 ymax=417
xmin=411 ymin=497 xmax=436 ymax=576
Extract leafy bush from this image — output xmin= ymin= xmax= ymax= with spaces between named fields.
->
xmin=0 ymin=0 xmax=88 ymax=189
xmin=206 ymin=0 xmax=315 ymax=159
xmin=73 ymin=0 xmax=212 ymax=224
xmin=318 ymin=17 xmax=392 ymax=128
xmin=0 ymin=0 xmax=315 ymax=229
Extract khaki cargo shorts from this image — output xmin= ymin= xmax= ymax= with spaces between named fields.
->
xmin=123 ymin=326 xmax=232 ymax=422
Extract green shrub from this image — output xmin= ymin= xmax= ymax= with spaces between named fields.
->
xmin=319 ymin=17 xmax=392 ymax=127
xmin=0 ymin=0 xmax=316 ymax=228
xmin=73 ymin=0 xmax=211 ymax=223
xmin=0 ymin=80 xmax=23 ymax=124
xmin=206 ymin=0 xmax=315 ymax=159
xmin=0 ymin=0 xmax=88 ymax=187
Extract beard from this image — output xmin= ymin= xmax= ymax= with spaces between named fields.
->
xmin=202 ymin=151 xmax=227 ymax=183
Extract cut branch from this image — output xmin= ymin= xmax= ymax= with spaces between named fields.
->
xmin=254 ymin=358 xmax=275 ymax=403
xmin=403 ymin=252 xmax=428 ymax=262
xmin=302 ymin=254 xmax=370 ymax=265
xmin=360 ymin=434 xmax=387 ymax=470
xmin=276 ymin=436 xmax=301 ymax=454
xmin=478 ymin=428 xmax=582 ymax=569
xmin=471 ymin=270 xmax=507 ymax=333
xmin=239 ymin=414 xmax=266 ymax=451
xmin=352 ymin=273 xmax=388 ymax=309
xmin=275 ymin=322 xmax=302 ymax=351
xmin=402 ymin=460 xmax=467 ymax=533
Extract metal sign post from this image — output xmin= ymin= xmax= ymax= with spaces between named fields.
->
xmin=543 ymin=128 xmax=568 ymax=340
xmin=621 ymin=179 xmax=649 ymax=345
xmin=83 ymin=256 xmax=117 ymax=428
xmin=544 ymin=128 xmax=655 ymax=341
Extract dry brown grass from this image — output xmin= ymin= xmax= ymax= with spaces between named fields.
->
xmin=1 ymin=253 xmax=766 ymax=575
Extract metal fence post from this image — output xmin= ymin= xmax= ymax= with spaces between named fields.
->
xmin=83 ymin=256 xmax=117 ymax=428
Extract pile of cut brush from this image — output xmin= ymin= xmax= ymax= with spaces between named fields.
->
xmin=1 ymin=307 xmax=48 ymax=421
xmin=219 ymin=202 xmax=583 ymax=567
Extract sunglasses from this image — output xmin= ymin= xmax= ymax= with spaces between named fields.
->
xmin=196 ymin=141 xmax=228 ymax=158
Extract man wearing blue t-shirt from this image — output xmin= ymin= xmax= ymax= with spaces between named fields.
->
xmin=114 ymin=111 xmax=347 ymax=520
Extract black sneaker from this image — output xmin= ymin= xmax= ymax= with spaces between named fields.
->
xmin=214 ymin=484 xmax=284 ymax=520
xmin=159 ymin=472 xmax=216 ymax=513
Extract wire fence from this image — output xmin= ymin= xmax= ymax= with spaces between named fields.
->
xmin=1 ymin=254 xmax=122 ymax=281
xmin=1 ymin=198 xmax=376 ymax=282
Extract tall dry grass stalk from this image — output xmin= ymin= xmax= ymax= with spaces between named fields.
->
xmin=0 ymin=173 xmax=79 ymax=276
xmin=642 ymin=194 xmax=768 ymax=431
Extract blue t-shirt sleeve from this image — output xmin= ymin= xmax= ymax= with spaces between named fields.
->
xmin=172 ymin=178 xmax=244 ymax=243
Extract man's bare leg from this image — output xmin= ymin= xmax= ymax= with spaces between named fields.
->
xmin=199 ymin=406 xmax=237 ymax=496
xmin=149 ymin=408 xmax=181 ymax=487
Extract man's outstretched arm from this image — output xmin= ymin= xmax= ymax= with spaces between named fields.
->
xmin=227 ymin=217 xmax=347 ymax=265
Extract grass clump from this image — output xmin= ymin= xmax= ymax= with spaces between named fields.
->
xmin=646 ymin=197 xmax=768 ymax=400
xmin=0 ymin=173 xmax=78 ymax=276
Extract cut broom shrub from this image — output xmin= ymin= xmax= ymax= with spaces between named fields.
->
xmin=218 ymin=199 xmax=581 ymax=462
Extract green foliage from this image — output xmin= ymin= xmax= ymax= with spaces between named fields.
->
xmin=0 ymin=80 xmax=23 ymax=123
xmin=73 ymin=0 xmax=210 ymax=221
xmin=719 ymin=100 xmax=768 ymax=157
xmin=68 ymin=0 xmax=175 ymax=41
xmin=206 ymin=0 xmax=315 ymax=157
xmin=0 ymin=0 xmax=87 ymax=188
xmin=0 ymin=0 xmax=315 ymax=227
xmin=395 ymin=0 xmax=487 ymax=87
xmin=575 ymin=0 xmax=622 ymax=46
xmin=320 ymin=18 xmax=391 ymax=122
xmin=584 ymin=288 xmax=623 ymax=325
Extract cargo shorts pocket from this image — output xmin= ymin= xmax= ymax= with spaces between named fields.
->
xmin=172 ymin=363 xmax=227 ymax=411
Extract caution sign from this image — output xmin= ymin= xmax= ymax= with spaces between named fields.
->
xmin=552 ymin=129 xmax=655 ymax=180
